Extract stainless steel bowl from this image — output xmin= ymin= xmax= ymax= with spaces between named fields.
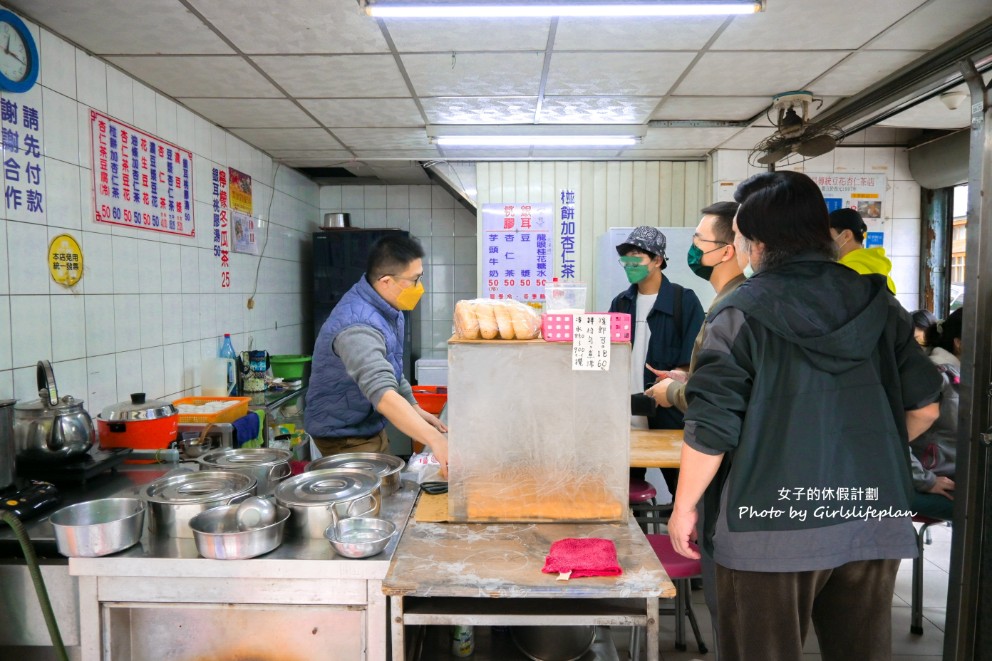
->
xmin=49 ymin=498 xmax=146 ymax=558
xmin=324 ymin=516 xmax=396 ymax=559
xmin=189 ymin=503 xmax=290 ymax=560
xmin=307 ymin=452 xmax=405 ymax=496
xmin=510 ymin=626 xmax=597 ymax=661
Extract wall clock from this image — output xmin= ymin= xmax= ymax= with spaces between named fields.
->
xmin=0 ymin=9 xmax=39 ymax=93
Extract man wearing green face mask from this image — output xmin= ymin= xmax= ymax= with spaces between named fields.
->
xmin=608 ymin=225 xmax=705 ymax=495
xmin=306 ymin=235 xmax=449 ymax=474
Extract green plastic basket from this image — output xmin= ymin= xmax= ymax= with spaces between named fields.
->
xmin=269 ymin=354 xmax=312 ymax=380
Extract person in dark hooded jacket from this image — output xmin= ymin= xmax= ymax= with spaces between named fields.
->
xmin=667 ymin=171 xmax=942 ymax=660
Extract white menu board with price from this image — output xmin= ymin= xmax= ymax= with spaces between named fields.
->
xmin=481 ymin=202 xmax=552 ymax=304
xmin=571 ymin=314 xmax=611 ymax=371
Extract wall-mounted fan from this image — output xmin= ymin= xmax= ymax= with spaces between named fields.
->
xmin=749 ymin=91 xmax=843 ymax=167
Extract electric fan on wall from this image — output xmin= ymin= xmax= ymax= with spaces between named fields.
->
xmin=749 ymin=91 xmax=843 ymax=167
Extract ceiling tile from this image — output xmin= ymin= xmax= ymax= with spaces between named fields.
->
xmin=385 ymin=17 xmax=551 ymax=52
xmin=869 ymin=0 xmax=992 ymax=50
xmin=717 ymin=127 xmax=778 ymax=150
xmin=268 ymin=149 xmax=354 ymax=159
xmin=640 ymin=127 xmax=741 ymax=150
xmin=876 ymin=98 xmax=971 ymax=130
xmin=107 ymin=56 xmax=282 ymax=97
xmin=355 ymin=149 xmax=443 ymax=159
xmin=230 ymin=128 xmax=345 ymax=151
xmin=438 ymin=148 xmax=533 ymax=159
xmin=619 ymin=150 xmax=709 ymax=158
xmin=188 ymin=0 xmax=390 ymax=54
xmin=810 ymin=51 xmax=928 ymax=96
xmin=300 ymin=98 xmax=424 ymax=127
xmin=6 ymin=0 xmax=233 ymax=54
xmin=368 ymin=162 xmax=432 ymax=184
xmin=554 ymin=16 xmax=724 ymax=51
xmin=422 ymin=97 xmax=537 ymax=124
xmin=713 ymin=0 xmax=926 ymax=50
xmin=539 ymin=97 xmax=660 ymax=124
xmin=334 ymin=128 xmax=433 ymax=151
xmin=403 ymin=52 xmax=545 ymax=96
xmin=253 ymin=55 xmax=410 ymax=97
xmin=651 ymin=96 xmax=771 ymax=121
xmin=545 ymin=52 xmax=695 ymax=96
xmin=179 ymin=98 xmax=318 ymax=128
xmin=675 ymin=51 xmax=848 ymax=97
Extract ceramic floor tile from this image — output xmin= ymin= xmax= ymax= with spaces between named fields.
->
xmin=891 ymin=606 xmax=946 ymax=655
xmin=922 ymin=606 xmax=946 ymax=632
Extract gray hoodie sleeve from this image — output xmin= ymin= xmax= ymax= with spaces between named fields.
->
xmin=332 ymin=326 xmax=413 ymax=407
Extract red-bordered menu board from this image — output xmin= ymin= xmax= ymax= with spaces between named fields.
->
xmin=90 ymin=110 xmax=195 ymax=236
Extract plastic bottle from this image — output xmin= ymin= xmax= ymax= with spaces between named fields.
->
xmin=219 ymin=334 xmax=238 ymax=395
xmin=451 ymin=625 xmax=474 ymax=657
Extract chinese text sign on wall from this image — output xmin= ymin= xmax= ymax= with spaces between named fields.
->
xmin=211 ymin=167 xmax=231 ymax=288
xmin=90 ymin=110 xmax=194 ymax=236
xmin=481 ymin=203 xmax=552 ymax=303
xmin=559 ymin=189 xmax=577 ymax=280
xmin=2 ymin=96 xmax=45 ymax=221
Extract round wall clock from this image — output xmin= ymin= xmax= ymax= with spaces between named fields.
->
xmin=0 ymin=9 xmax=39 ymax=93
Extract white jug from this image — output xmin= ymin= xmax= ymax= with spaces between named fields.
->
xmin=202 ymin=358 xmax=236 ymax=397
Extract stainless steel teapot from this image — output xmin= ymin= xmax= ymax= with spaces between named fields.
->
xmin=14 ymin=361 xmax=95 ymax=462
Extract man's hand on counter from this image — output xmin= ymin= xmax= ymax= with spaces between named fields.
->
xmin=376 ymin=390 xmax=449 ymax=477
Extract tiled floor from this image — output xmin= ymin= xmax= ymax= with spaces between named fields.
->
xmin=613 ymin=520 xmax=953 ymax=660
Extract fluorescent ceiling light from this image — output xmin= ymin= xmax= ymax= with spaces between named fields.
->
xmin=428 ymin=124 xmax=646 ymax=148
xmin=362 ymin=1 xmax=763 ymax=18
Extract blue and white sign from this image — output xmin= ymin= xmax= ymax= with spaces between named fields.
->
xmin=481 ymin=202 xmax=552 ymax=304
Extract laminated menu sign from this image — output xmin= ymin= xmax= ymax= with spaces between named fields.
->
xmin=232 ymin=210 xmax=259 ymax=255
xmin=90 ymin=110 xmax=194 ymax=236
xmin=571 ymin=314 xmax=611 ymax=371
xmin=481 ymin=202 xmax=552 ymax=304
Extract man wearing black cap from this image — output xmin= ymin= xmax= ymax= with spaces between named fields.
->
xmin=829 ymin=208 xmax=897 ymax=294
xmin=609 ymin=225 xmax=704 ymax=492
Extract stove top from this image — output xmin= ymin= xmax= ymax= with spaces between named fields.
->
xmin=16 ymin=448 xmax=133 ymax=486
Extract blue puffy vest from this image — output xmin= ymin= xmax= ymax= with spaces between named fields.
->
xmin=304 ymin=276 xmax=405 ymax=438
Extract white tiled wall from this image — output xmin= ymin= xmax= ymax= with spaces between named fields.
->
xmin=711 ymin=130 xmax=922 ymax=311
xmin=0 ymin=13 xmax=320 ymax=417
xmin=319 ymin=185 xmax=478 ymax=360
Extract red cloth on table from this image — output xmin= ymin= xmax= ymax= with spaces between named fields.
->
xmin=542 ymin=538 xmax=622 ymax=578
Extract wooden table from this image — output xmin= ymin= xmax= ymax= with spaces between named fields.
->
xmin=384 ymin=514 xmax=675 ymax=661
xmin=630 ymin=429 xmax=684 ymax=468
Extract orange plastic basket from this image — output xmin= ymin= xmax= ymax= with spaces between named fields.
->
xmin=173 ymin=396 xmax=251 ymax=424
xmin=412 ymin=386 xmax=448 ymax=415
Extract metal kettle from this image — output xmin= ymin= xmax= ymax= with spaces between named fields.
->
xmin=13 ymin=361 xmax=95 ymax=462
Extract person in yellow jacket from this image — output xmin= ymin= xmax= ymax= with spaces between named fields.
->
xmin=828 ymin=208 xmax=897 ymax=293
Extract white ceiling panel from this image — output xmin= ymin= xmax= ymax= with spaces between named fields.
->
xmin=333 ymin=128 xmax=433 ymax=150
xmin=545 ymin=52 xmax=696 ymax=96
xmin=810 ymin=51 xmax=928 ymax=96
xmin=712 ymin=0 xmax=925 ymax=51
xmin=619 ymin=150 xmax=709 ymax=158
xmin=268 ymin=150 xmax=355 ymax=159
xmin=640 ymin=127 xmax=742 ymax=150
xmin=876 ymin=96 xmax=971 ymax=130
xmin=651 ymin=96 xmax=770 ymax=121
xmin=189 ymin=0 xmax=390 ymax=54
xmin=676 ymin=51 xmax=848 ymax=97
xmin=368 ymin=162 xmax=432 ymax=183
xmin=869 ymin=0 xmax=992 ymax=50
xmin=107 ymin=56 xmax=283 ymax=98
xmin=4 ymin=0 xmax=233 ymax=54
xmin=300 ymin=98 xmax=424 ymax=127
xmin=403 ymin=52 xmax=545 ymax=96
xmin=422 ymin=97 xmax=537 ymax=124
xmin=384 ymin=17 xmax=551 ymax=52
xmin=253 ymin=55 xmax=410 ymax=97
xmin=355 ymin=149 xmax=445 ymax=159
xmin=717 ymin=127 xmax=778 ymax=150
xmin=230 ymin=128 xmax=345 ymax=151
xmin=554 ymin=16 xmax=724 ymax=51
xmin=539 ymin=97 xmax=661 ymax=124
xmin=179 ymin=99 xmax=318 ymax=128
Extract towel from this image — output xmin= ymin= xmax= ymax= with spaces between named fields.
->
xmin=232 ymin=412 xmax=261 ymax=448
xmin=542 ymin=538 xmax=622 ymax=578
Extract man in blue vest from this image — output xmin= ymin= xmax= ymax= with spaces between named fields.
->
xmin=305 ymin=235 xmax=448 ymax=472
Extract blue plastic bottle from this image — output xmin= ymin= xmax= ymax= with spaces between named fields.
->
xmin=219 ymin=334 xmax=237 ymax=395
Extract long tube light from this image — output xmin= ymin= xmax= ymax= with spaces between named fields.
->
xmin=436 ymin=135 xmax=638 ymax=147
xmin=362 ymin=1 xmax=763 ymax=18
xmin=428 ymin=124 xmax=646 ymax=148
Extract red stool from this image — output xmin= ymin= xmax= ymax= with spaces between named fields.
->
xmin=911 ymin=514 xmax=946 ymax=635
xmin=647 ymin=534 xmax=708 ymax=653
xmin=629 ymin=478 xmax=658 ymax=533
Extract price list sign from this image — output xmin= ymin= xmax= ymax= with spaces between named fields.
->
xmin=481 ymin=202 xmax=552 ymax=303
xmin=90 ymin=110 xmax=194 ymax=236
xmin=571 ymin=314 xmax=611 ymax=371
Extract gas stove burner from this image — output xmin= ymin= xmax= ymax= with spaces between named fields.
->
xmin=16 ymin=447 xmax=132 ymax=486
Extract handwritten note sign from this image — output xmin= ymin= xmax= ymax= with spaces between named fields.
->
xmin=571 ymin=314 xmax=611 ymax=371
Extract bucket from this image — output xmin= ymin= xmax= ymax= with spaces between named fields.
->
xmin=270 ymin=355 xmax=312 ymax=380
xmin=202 ymin=358 xmax=236 ymax=397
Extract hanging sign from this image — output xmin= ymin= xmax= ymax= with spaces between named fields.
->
xmin=48 ymin=233 xmax=83 ymax=287
xmin=90 ymin=110 xmax=194 ymax=236
xmin=481 ymin=202 xmax=552 ymax=304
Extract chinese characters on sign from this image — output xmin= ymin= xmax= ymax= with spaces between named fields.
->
xmin=211 ymin=167 xmax=231 ymax=289
xmin=559 ymin=189 xmax=577 ymax=280
xmin=232 ymin=210 xmax=259 ymax=255
xmin=2 ymin=96 xmax=44 ymax=221
xmin=229 ymin=167 xmax=252 ymax=214
xmin=481 ymin=203 xmax=552 ymax=303
xmin=812 ymin=174 xmax=887 ymax=219
xmin=90 ymin=110 xmax=194 ymax=236
xmin=48 ymin=234 xmax=83 ymax=288
xmin=571 ymin=314 xmax=611 ymax=371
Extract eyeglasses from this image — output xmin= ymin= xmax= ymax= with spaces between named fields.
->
xmin=692 ymin=232 xmax=728 ymax=247
xmin=385 ymin=273 xmax=424 ymax=286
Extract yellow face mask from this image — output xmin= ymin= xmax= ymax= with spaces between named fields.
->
xmin=395 ymin=280 xmax=424 ymax=310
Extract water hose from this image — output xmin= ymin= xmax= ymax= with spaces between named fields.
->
xmin=0 ymin=510 xmax=69 ymax=661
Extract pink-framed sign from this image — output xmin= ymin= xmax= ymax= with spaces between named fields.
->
xmin=90 ymin=109 xmax=194 ymax=236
